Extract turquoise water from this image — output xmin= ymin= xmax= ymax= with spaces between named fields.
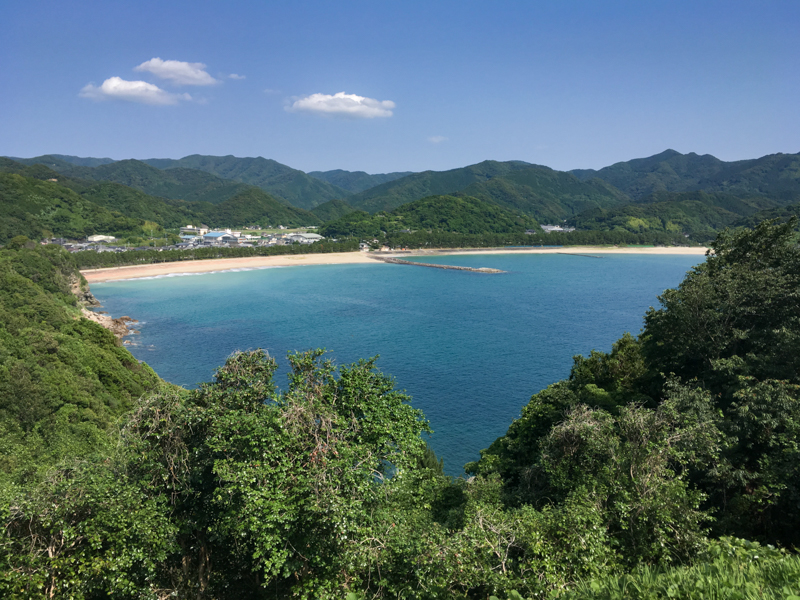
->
xmin=92 ymin=253 xmax=702 ymax=473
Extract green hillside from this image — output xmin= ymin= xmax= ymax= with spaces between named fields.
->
xmin=0 ymin=244 xmax=162 ymax=486
xmin=572 ymin=149 xmax=800 ymax=201
xmin=320 ymin=194 xmax=538 ymax=238
xmin=79 ymin=182 xmax=204 ymax=228
xmin=345 ymin=160 xmax=535 ymax=213
xmin=732 ymin=200 xmax=800 ymax=229
xmin=144 ymin=154 xmax=349 ymax=209
xmin=310 ymin=198 xmax=358 ymax=222
xmin=307 ymin=169 xmax=414 ymax=193
xmin=0 ymin=172 xmax=162 ymax=244
xmin=0 ymin=157 xmax=317 ymax=232
xmin=457 ymin=166 xmax=630 ymax=222
xmin=201 ymin=187 xmax=320 ymax=228
xmin=569 ymin=191 xmax=780 ymax=241
xmin=44 ymin=159 xmax=253 ymax=205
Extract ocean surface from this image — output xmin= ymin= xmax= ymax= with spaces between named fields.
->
xmin=92 ymin=252 xmax=703 ymax=474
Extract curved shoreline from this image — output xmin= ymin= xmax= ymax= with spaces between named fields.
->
xmin=81 ymin=246 xmax=709 ymax=283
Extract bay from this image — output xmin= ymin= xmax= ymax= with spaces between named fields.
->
xmin=92 ymin=252 xmax=703 ymax=473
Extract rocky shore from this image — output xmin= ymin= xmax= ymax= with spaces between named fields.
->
xmin=71 ymin=275 xmax=138 ymax=340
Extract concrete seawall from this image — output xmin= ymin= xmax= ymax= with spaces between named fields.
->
xmin=370 ymin=256 xmax=505 ymax=273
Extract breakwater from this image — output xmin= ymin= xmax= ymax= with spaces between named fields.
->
xmin=371 ymin=256 xmax=505 ymax=273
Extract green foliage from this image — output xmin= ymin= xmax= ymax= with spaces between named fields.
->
xmin=565 ymin=537 xmax=800 ymax=600
xmin=311 ymin=198 xmax=359 ymax=222
xmin=0 ymin=245 xmax=161 ymax=485
xmin=120 ymin=349 xmax=430 ymax=598
xmin=0 ymin=172 xmax=162 ymax=243
xmin=320 ymin=195 xmax=539 ymax=237
xmin=0 ymin=463 xmax=176 ymax=600
xmin=569 ymin=192 xmax=780 ymax=242
xmin=643 ymin=219 xmax=800 ymax=392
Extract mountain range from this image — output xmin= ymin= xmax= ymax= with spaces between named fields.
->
xmin=3 ymin=149 xmax=800 ymax=245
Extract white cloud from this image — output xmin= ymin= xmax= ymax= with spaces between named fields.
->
xmin=228 ymin=73 xmax=246 ymax=80
xmin=287 ymin=92 xmax=395 ymax=118
xmin=428 ymin=135 xmax=448 ymax=144
xmin=263 ymin=88 xmax=281 ymax=95
xmin=134 ymin=58 xmax=218 ymax=86
xmin=79 ymin=77 xmax=191 ymax=105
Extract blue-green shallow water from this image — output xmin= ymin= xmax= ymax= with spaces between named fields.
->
xmin=92 ymin=253 xmax=702 ymax=474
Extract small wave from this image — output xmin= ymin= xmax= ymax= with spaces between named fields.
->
xmin=99 ymin=265 xmax=286 ymax=282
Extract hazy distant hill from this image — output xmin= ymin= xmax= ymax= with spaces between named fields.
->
xmin=11 ymin=154 xmax=116 ymax=168
xmin=572 ymin=149 xmax=800 ymax=201
xmin=310 ymin=199 xmax=358 ymax=222
xmin=307 ymin=169 xmax=414 ymax=193
xmin=320 ymin=194 xmax=538 ymax=238
xmin=143 ymin=155 xmax=349 ymax=210
xmin=345 ymin=160 xmax=536 ymax=213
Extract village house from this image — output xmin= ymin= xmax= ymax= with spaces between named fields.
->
xmin=287 ymin=233 xmax=324 ymax=244
xmin=202 ymin=231 xmax=239 ymax=245
xmin=180 ymin=225 xmax=209 ymax=236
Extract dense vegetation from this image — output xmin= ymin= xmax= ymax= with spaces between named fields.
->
xmin=567 ymin=191 xmax=779 ymax=242
xmin=310 ymin=198 xmax=358 ymax=222
xmin=1 ymin=220 xmax=798 ymax=598
xmin=0 ymin=171 xmax=166 ymax=243
xmin=320 ymin=195 xmax=539 ymax=238
xmin=0 ymin=243 xmax=162 ymax=488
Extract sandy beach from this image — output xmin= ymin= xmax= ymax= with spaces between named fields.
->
xmin=81 ymin=246 xmax=709 ymax=283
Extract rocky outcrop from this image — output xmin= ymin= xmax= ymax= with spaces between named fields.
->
xmin=70 ymin=275 xmax=101 ymax=306
xmin=71 ymin=275 xmax=138 ymax=340
xmin=80 ymin=309 xmax=139 ymax=339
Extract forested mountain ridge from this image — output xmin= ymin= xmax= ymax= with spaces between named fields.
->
xmin=8 ymin=150 xmax=800 ymax=235
xmin=13 ymin=158 xmax=255 ymax=205
xmin=455 ymin=165 xmax=631 ymax=222
xmin=308 ymin=169 xmax=415 ymax=193
xmin=143 ymin=154 xmax=350 ymax=209
xmin=344 ymin=160 xmax=536 ymax=213
xmin=572 ymin=149 xmax=800 ymax=201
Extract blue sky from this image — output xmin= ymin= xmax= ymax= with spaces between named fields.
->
xmin=2 ymin=0 xmax=798 ymax=173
